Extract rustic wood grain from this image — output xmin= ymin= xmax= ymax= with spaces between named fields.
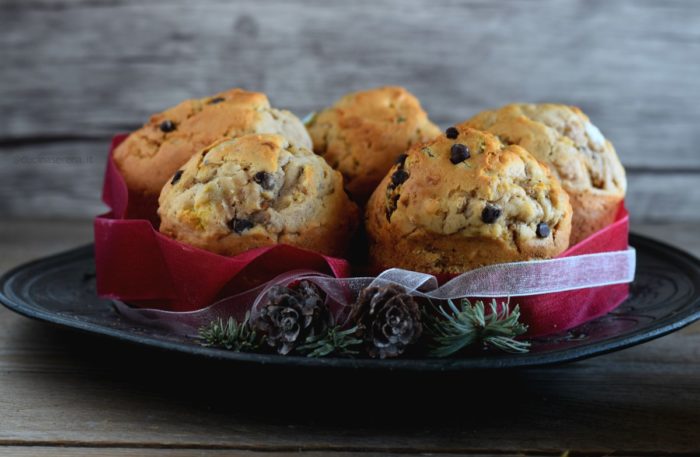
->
xmin=1 ymin=0 xmax=700 ymax=220
xmin=1 ymin=301 xmax=699 ymax=455
xmin=0 ymin=446 xmax=574 ymax=457
xmin=0 ymin=220 xmax=699 ymax=456
xmin=0 ymin=450 xmax=555 ymax=457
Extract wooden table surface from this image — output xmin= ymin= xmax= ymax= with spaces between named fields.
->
xmin=0 ymin=219 xmax=699 ymax=457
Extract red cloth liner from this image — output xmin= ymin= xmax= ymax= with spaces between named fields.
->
xmin=460 ymin=205 xmax=629 ymax=337
xmin=95 ymin=134 xmax=630 ymax=337
xmin=95 ymin=134 xmax=351 ymax=311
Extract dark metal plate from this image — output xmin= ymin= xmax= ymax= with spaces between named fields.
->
xmin=1 ymin=234 xmax=699 ymax=370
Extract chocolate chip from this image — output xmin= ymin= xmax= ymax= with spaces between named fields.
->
xmin=228 ymin=218 xmax=254 ymax=234
xmin=160 ymin=120 xmax=176 ymax=132
xmin=386 ymin=194 xmax=400 ymax=221
xmin=391 ymin=169 xmax=409 ymax=187
xmin=450 ymin=143 xmax=471 ymax=164
xmin=481 ymin=205 xmax=502 ymax=224
xmin=170 ymin=170 xmax=183 ymax=185
xmin=536 ymin=222 xmax=551 ymax=238
xmin=253 ymin=171 xmax=275 ymax=190
xmin=445 ymin=127 xmax=459 ymax=139
xmin=208 ymin=97 xmax=225 ymax=104
xmin=395 ymin=153 xmax=408 ymax=166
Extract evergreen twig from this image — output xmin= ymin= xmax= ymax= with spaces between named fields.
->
xmin=297 ymin=325 xmax=363 ymax=358
xmin=425 ymin=299 xmax=530 ymax=357
xmin=198 ymin=312 xmax=261 ymax=351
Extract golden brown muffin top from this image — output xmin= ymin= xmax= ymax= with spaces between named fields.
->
xmin=114 ymin=88 xmax=311 ymax=196
xmin=307 ymin=86 xmax=441 ymax=201
xmin=372 ymin=126 xmax=572 ymax=252
xmin=159 ymin=133 xmax=353 ymax=244
xmin=460 ymin=103 xmax=626 ymax=198
xmin=118 ymin=88 xmax=269 ymax=162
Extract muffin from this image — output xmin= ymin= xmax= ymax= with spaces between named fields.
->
xmin=114 ymin=88 xmax=312 ymax=203
xmin=306 ymin=86 xmax=441 ymax=202
xmin=365 ymin=126 xmax=572 ymax=274
xmin=158 ymin=133 xmax=359 ymax=257
xmin=459 ymin=104 xmax=626 ymax=244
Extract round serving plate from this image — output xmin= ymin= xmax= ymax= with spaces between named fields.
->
xmin=1 ymin=234 xmax=699 ymax=370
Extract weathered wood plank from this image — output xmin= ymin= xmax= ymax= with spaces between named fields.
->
xmin=1 ymin=0 xmax=700 ymax=220
xmin=0 ymin=220 xmax=699 ymax=454
xmin=1 ymin=305 xmax=699 ymax=454
xmin=0 ymin=219 xmax=94 ymax=270
xmin=0 ymin=449 xmax=554 ymax=457
xmin=625 ymin=172 xmax=700 ymax=223
xmin=1 ymin=0 xmax=699 ymax=168
xmin=0 ymin=142 xmax=109 ymax=218
xmin=633 ymin=222 xmax=700 ymax=257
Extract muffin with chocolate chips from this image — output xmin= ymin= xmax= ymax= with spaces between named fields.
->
xmin=306 ymin=86 xmax=441 ymax=203
xmin=365 ymin=126 xmax=572 ymax=274
xmin=459 ymin=104 xmax=626 ymax=244
xmin=158 ymin=133 xmax=359 ymax=257
xmin=114 ymin=88 xmax=312 ymax=209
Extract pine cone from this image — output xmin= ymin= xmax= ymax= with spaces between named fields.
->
xmin=252 ymin=280 xmax=330 ymax=355
xmin=350 ymin=284 xmax=423 ymax=359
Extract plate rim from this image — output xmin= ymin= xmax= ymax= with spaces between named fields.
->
xmin=2 ymin=234 xmax=700 ymax=370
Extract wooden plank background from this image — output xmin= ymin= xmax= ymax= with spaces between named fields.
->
xmin=1 ymin=0 xmax=699 ymax=221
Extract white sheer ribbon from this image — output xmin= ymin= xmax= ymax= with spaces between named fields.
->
xmin=114 ymin=247 xmax=636 ymax=335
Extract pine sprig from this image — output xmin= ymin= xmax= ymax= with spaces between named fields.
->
xmin=297 ymin=325 xmax=363 ymax=358
xmin=426 ymin=299 xmax=530 ymax=357
xmin=196 ymin=299 xmax=530 ymax=358
xmin=198 ymin=312 xmax=261 ymax=351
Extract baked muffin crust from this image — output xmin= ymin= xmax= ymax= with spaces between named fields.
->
xmin=159 ymin=134 xmax=358 ymax=257
xmin=307 ymin=86 xmax=441 ymax=202
xmin=460 ymin=103 xmax=625 ymax=243
xmin=114 ymin=88 xmax=312 ymax=199
xmin=366 ymin=126 xmax=572 ymax=274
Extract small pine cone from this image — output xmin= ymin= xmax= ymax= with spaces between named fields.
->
xmin=350 ymin=284 xmax=422 ymax=359
xmin=252 ymin=280 xmax=330 ymax=355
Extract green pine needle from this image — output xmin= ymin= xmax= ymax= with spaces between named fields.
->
xmin=297 ymin=325 xmax=363 ymax=358
xmin=426 ymin=299 xmax=530 ymax=357
xmin=198 ymin=312 xmax=261 ymax=351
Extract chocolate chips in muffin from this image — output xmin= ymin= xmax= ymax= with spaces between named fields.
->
xmin=158 ymin=134 xmax=359 ymax=258
xmin=536 ymin=222 xmax=551 ymax=238
xmin=170 ymin=170 xmax=184 ymax=185
xmin=160 ymin=120 xmax=176 ymax=133
xmin=449 ymin=143 xmax=470 ymax=164
xmin=228 ymin=218 xmax=254 ymax=234
xmin=365 ymin=126 xmax=572 ymax=274
xmin=385 ymin=173 xmax=403 ymax=221
xmin=253 ymin=171 xmax=275 ymax=190
xmin=391 ymin=169 xmax=409 ymax=187
xmin=481 ymin=204 xmax=502 ymax=224
xmin=385 ymin=154 xmax=411 ymax=221
xmin=395 ymin=153 xmax=408 ymax=166
xmin=113 ymin=88 xmax=313 ymax=205
xmin=460 ymin=103 xmax=626 ymax=244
